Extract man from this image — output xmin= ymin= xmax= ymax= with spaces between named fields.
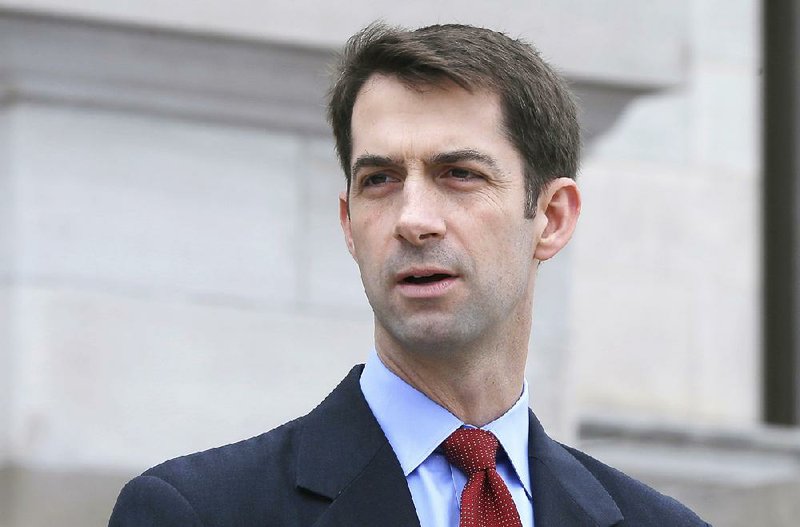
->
xmin=109 ymin=23 xmax=709 ymax=526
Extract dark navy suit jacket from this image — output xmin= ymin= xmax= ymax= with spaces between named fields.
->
xmin=109 ymin=365 xmax=710 ymax=526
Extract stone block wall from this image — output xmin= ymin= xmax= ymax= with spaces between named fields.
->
xmin=572 ymin=0 xmax=762 ymax=425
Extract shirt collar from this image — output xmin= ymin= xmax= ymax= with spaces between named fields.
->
xmin=359 ymin=350 xmax=532 ymax=497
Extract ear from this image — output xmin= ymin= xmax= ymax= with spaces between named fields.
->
xmin=339 ymin=191 xmax=356 ymax=258
xmin=533 ymin=178 xmax=581 ymax=262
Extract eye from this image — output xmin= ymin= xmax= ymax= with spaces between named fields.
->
xmin=445 ymin=167 xmax=482 ymax=181
xmin=362 ymin=173 xmax=395 ymax=187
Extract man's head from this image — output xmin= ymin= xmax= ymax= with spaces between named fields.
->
xmin=328 ymin=22 xmax=580 ymax=217
xmin=330 ymin=23 xmax=581 ymax=360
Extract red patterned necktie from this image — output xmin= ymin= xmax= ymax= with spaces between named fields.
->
xmin=442 ymin=427 xmax=523 ymax=527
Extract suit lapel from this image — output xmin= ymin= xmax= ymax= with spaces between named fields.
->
xmin=294 ymin=367 xmax=623 ymax=527
xmin=295 ymin=365 xmax=420 ymax=527
xmin=310 ymin=440 xmax=420 ymax=527
xmin=528 ymin=410 xmax=623 ymax=527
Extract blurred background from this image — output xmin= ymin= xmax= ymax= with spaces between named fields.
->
xmin=0 ymin=1 xmax=797 ymax=526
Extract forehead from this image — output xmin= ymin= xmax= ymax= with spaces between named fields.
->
xmin=350 ymin=75 xmax=520 ymax=170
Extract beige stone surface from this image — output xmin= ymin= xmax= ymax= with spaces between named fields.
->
xmin=0 ymin=465 xmax=129 ymax=527
xmin=0 ymin=109 xmax=11 ymax=464
xmin=0 ymin=0 xmax=685 ymax=85
xmin=8 ymin=285 xmax=373 ymax=471
xmin=573 ymin=160 xmax=760 ymax=423
xmin=12 ymin=104 xmax=303 ymax=304
xmin=580 ymin=418 xmax=800 ymax=527
xmin=572 ymin=0 xmax=761 ymax=425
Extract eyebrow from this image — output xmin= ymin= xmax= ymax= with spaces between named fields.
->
xmin=429 ymin=149 xmax=502 ymax=172
xmin=351 ymin=149 xmax=503 ymax=175
xmin=351 ymin=154 xmax=399 ymax=176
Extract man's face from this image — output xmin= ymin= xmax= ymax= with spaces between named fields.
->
xmin=340 ymin=74 xmax=544 ymax=355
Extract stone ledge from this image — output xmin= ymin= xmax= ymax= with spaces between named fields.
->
xmin=0 ymin=463 xmax=129 ymax=527
xmin=580 ymin=414 xmax=800 ymax=457
xmin=0 ymin=1 xmax=689 ymax=87
xmin=0 ymin=9 xmax=335 ymax=135
xmin=579 ymin=415 xmax=800 ymax=527
xmin=0 ymin=8 xmax=667 ymax=141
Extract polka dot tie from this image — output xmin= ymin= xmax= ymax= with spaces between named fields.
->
xmin=442 ymin=427 xmax=523 ymax=527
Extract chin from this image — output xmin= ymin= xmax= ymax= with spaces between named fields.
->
xmin=381 ymin=316 xmax=482 ymax=356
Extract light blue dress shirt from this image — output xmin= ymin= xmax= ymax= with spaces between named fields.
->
xmin=360 ymin=351 xmax=534 ymax=527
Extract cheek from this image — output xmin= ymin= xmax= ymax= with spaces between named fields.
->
xmin=349 ymin=221 xmax=385 ymax=267
xmin=480 ymin=223 xmax=536 ymax=273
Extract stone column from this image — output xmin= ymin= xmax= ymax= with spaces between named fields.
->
xmin=763 ymin=0 xmax=800 ymax=425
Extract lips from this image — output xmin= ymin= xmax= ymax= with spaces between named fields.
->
xmin=395 ymin=269 xmax=459 ymax=298
xmin=401 ymin=273 xmax=453 ymax=284
xmin=397 ymin=268 xmax=456 ymax=284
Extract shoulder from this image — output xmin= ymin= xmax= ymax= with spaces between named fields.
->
xmin=110 ymin=416 xmax=316 ymax=526
xmin=109 ymin=366 xmax=368 ymax=526
xmin=145 ymin=415 xmax=303 ymax=490
xmin=562 ymin=444 xmax=710 ymax=526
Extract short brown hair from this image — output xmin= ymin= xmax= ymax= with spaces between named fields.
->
xmin=327 ymin=22 xmax=580 ymax=217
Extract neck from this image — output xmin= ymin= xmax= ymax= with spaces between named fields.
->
xmin=375 ymin=322 xmax=529 ymax=427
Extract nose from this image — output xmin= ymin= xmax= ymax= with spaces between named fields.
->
xmin=394 ymin=179 xmax=446 ymax=245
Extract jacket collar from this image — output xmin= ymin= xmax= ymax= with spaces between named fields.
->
xmin=528 ymin=410 xmax=623 ymax=526
xmin=295 ymin=364 xmax=622 ymax=527
xmin=296 ymin=365 xmax=421 ymax=527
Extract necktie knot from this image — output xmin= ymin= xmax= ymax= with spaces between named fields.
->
xmin=442 ymin=427 xmax=522 ymax=526
xmin=442 ymin=427 xmax=499 ymax=475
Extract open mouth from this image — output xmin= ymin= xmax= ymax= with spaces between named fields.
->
xmin=401 ymin=273 xmax=453 ymax=284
